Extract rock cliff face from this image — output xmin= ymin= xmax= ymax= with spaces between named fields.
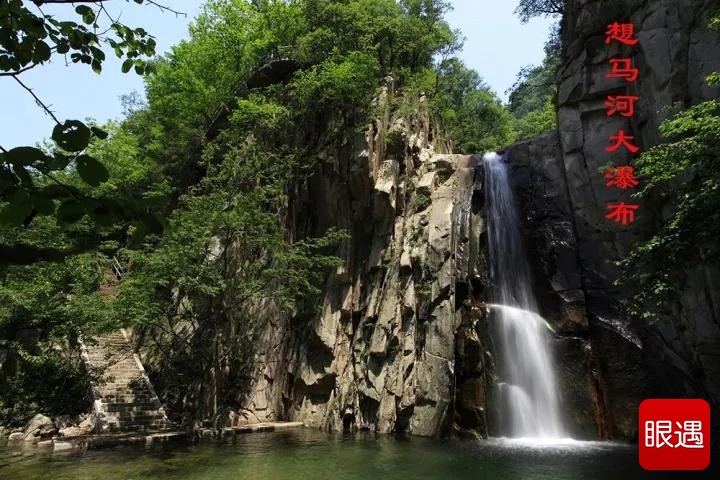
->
xmin=505 ymin=0 xmax=720 ymax=440
xmin=237 ymin=83 xmax=492 ymax=437
xmin=237 ymin=0 xmax=720 ymax=439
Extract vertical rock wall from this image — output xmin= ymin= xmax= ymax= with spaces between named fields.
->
xmin=238 ymin=83 xmax=491 ymax=437
xmin=505 ymin=0 xmax=720 ymax=440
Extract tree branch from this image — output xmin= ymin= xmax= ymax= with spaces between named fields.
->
xmin=0 ymin=63 xmax=40 ymax=77
xmin=44 ymin=172 xmax=97 ymax=202
xmin=144 ymin=0 xmax=186 ymax=17
xmin=548 ymin=0 xmax=564 ymax=14
xmin=100 ymin=3 xmax=117 ymax=22
xmin=33 ymin=1 xmax=110 ymax=4
xmin=34 ymin=0 xmax=186 ymax=17
xmin=12 ymin=76 xmax=61 ymax=125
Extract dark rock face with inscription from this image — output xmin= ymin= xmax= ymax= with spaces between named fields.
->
xmin=504 ymin=0 xmax=720 ymax=440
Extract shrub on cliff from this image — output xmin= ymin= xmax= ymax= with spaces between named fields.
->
xmin=620 ymin=97 xmax=720 ymax=317
xmin=620 ymin=13 xmax=720 ymax=317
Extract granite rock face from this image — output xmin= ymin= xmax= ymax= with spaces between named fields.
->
xmin=504 ymin=0 xmax=720 ymax=440
xmin=237 ymin=82 xmax=492 ymax=437
xmin=237 ymin=1 xmax=720 ymax=439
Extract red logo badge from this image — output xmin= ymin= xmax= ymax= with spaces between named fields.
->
xmin=639 ymin=399 xmax=711 ymax=470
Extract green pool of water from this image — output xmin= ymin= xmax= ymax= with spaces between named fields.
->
xmin=0 ymin=429 xmax=716 ymax=480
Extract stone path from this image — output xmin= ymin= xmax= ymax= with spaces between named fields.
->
xmin=210 ymin=421 xmax=306 ymax=439
xmin=82 ymin=330 xmax=170 ymax=433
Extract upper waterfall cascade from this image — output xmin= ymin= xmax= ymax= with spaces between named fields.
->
xmin=483 ymin=152 xmax=566 ymax=439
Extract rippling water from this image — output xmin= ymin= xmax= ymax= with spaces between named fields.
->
xmin=2 ymin=429 xmax=718 ymax=480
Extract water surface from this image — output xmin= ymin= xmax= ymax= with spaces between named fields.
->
xmin=1 ymin=429 xmax=717 ymax=480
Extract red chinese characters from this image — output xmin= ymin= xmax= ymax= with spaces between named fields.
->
xmin=606 ymin=130 xmax=639 ymax=153
xmin=605 ymin=22 xmax=639 ymax=45
xmin=606 ymin=58 xmax=639 ymax=82
xmin=605 ymin=202 xmax=639 ymax=225
xmin=605 ymin=95 xmax=639 ymax=117
xmin=605 ymin=166 xmax=639 ymax=189
xmin=603 ymin=21 xmax=641 ymax=225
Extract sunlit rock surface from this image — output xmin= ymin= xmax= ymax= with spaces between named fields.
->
xmin=237 ymin=0 xmax=720 ymax=440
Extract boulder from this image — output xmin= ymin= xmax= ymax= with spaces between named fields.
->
xmin=22 ymin=414 xmax=56 ymax=442
xmin=58 ymin=416 xmax=94 ymax=438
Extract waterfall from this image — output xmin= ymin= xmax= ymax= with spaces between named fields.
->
xmin=484 ymin=152 xmax=565 ymax=439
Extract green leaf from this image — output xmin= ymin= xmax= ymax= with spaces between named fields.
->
xmin=75 ymin=5 xmax=96 ymax=24
xmin=4 ymin=146 xmax=47 ymax=166
xmin=0 ymin=55 xmax=12 ymax=71
xmin=89 ymin=46 xmax=105 ymax=62
xmin=57 ymin=199 xmax=85 ymax=224
xmin=31 ymin=193 xmax=56 ymax=215
xmin=121 ymin=58 xmax=133 ymax=73
xmin=44 ymin=153 xmax=71 ymax=171
xmin=32 ymin=40 xmax=51 ymax=63
xmin=12 ymin=165 xmax=33 ymax=187
xmin=91 ymin=126 xmax=109 ymax=139
xmin=75 ymin=154 xmax=109 ymax=187
xmin=0 ymin=188 xmax=33 ymax=226
xmin=0 ymin=167 xmax=17 ymax=192
xmin=52 ymin=120 xmax=92 ymax=152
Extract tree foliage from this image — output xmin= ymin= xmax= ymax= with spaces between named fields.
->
xmin=405 ymin=58 xmax=516 ymax=153
xmin=0 ymin=0 xmax=172 ymax=252
xmin=0 ymin=0 xmax=563 ymax=424
xmin=514 ymin=0 xmax=564 ymax=23
xmin=110 ymin=0 xmax=461 ymax=419
xmin=505 ymin=23 xmax=561 ymax=141
xmin=620 ymin=98 xmax=720 ymax=317
xmin=0 ymin=234 xmax=110 ymax=425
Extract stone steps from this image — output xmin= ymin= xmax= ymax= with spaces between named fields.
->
xmin=105 ymin=402 xmax=156 ymax=412
xmin=106 ymin=409 xmax=164 ymax=417
xmin=107 ymin=422 xmax=169 ymax=432
xmin=84 ymin=330 xmax=169 ymax=434
xmin=107 ymin=414 xmax=166 ymax=423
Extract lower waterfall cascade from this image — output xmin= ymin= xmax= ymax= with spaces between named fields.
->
xmin=483 ymin=152 xmax=566 ymax=440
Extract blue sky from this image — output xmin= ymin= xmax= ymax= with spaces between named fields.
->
xmin=0 ymin=1 xmax=555 ymax=149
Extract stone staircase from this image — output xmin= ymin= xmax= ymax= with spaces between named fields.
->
xmin=82 ymin=330 xmax=170 ymax=433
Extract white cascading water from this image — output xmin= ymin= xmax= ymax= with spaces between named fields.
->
xmin=484 ymin=152 xmax=565 ymax=439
